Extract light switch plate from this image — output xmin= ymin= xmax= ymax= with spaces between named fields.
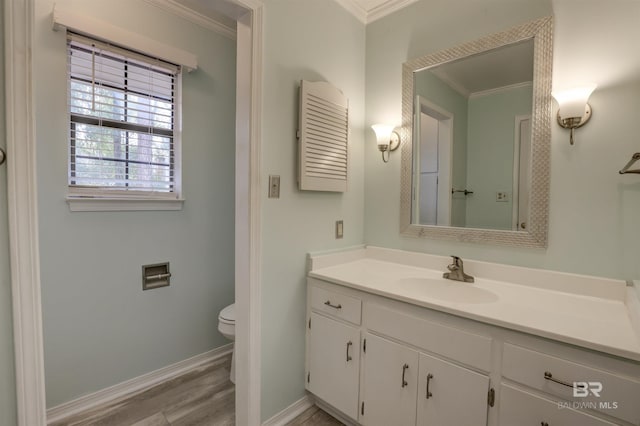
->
xmin=268 ymin=175 xmax=280 ymax=198
xmin=335 ymin=220 xmax=344 ymax=239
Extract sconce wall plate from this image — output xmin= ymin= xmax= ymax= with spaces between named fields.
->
xmin=552 ymin=84 xmax=596 ymax=145
xmin=556 ymin=103 xmax=592 ymax=130
xmin=388 ymin=130 xmax=400 ymax=152
xmin=556 ymin=103 xmax=592 ymax=145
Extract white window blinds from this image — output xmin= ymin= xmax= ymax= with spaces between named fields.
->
xmin=67 ymin=33 xmax=181 ymax=197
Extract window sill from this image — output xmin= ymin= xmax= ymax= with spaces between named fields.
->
xmin=66 ymin=197 xmax=184 ymax=212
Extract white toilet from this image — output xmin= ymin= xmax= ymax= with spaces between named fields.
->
xmin=218 ymin=303 xmax=236 ymax=384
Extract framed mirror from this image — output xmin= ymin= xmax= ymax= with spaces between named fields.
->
xmin=400 ymin=16 xmax=552 ymax=248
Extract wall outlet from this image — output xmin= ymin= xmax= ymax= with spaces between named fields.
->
xmin=335 ymin=220 xmax=344 ymax=239
xmin=268 ymin=175 xmax=280 ymax=198
xmin=496 ymin=192 xmax=509 ymax=202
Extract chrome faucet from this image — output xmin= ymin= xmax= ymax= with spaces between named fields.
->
xmin=443 ymin=255 xmax=474 ymax=283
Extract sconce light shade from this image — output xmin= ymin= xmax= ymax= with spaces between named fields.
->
xmin=371 ymin=124 xmax=400 ymax=163
xmin=552 ymin=84 xmax=597 ymax=145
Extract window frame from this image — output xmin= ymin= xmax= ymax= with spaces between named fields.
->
xmin=65 ymin=33 xmax=184 ymax=211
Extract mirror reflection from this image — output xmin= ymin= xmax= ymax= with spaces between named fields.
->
xmin=412 ymin=39 xmax=534 ymax=231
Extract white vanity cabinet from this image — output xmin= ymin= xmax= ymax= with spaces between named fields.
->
xmin=307 ymin=278 xmax=494 ymax=426
xmin=499 ymin=342 xmax=640 ymax=426
xmin=306 ymin=286 xmax=362 ymax=420
xmin=359 ymin=333 xmax=419 ymax=426
xmin=306 ymin=248 xmax=640 ymax=426
xmin=357 ymin=333 xmax=491 ymax=426
xmin=499 ymin=385 xmax=618 ymax=426
xmin=416 ymin=352 xmax=490 ymax=426
xmin=306 ymin=277 xmax=640 ymax=426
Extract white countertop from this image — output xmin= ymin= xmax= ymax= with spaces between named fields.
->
xmin=308 ymin=247 xmax=640 ymax=362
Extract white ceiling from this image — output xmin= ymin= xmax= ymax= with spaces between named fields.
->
xmin=429 ymin=39 xmax=534 ymax=98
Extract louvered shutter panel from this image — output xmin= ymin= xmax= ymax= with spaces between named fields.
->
xmin=298 ymin=80 xmax=348 ymax=192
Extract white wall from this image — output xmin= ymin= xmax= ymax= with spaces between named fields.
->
xmin=260 ymin=0 xmax=366 ymax=420
xmin=0 ymin=0 xmax=18 ymax=423
xmin=33 ymin=0 xmax=237 ymax=407
xmin=364 ymin=0 xmax=640 ymax=281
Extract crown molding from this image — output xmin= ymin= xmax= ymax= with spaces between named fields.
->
xmin=469 ymin=81 xmax=533 ymax=99
xmin=367 ymin=0 xmax=418 ymax=23
xmin=333 ymin=0 xmax=367 ymax=24
xmin=142 ymin=0 xmax=236 ymax=40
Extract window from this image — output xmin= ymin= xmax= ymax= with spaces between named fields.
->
xmin=67 ymin=33 xmax=181 ymax=202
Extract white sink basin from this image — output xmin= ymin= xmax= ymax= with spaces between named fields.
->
xmin=396 ymin=277 xmax=499 ymax=304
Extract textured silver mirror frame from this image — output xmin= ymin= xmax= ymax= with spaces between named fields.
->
xmin=400 ymin=16 xmax=553 ymax=248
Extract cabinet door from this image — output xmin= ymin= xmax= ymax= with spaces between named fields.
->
xmin=360 ymin=333 xmax=419 ymax=426
xmin=417 ymin=352 xmax=489 ymax=426
xmin=499 ymin=384 xmax=618 ymax=426
xmin=307 ymin=312 xmax=360 ymax=419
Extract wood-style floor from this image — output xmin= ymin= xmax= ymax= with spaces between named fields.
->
xmin=49 ymin=354 xmax=343 ymax=426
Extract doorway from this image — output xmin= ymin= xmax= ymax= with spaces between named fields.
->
xmin=4 ymin=1 xmax=264 ymax=424
xmin=414 ymin=96 xmax=453 ymax=226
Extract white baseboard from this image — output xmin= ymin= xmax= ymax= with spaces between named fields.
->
xmin=314 ymin=398 xmax=358 ymax=426
xmin=262 ymin=394 xmax=314 ymax=426
xmin=47 ymin=343 xmax=233 ymax=424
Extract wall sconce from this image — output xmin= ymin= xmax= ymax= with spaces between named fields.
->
xmin=371 ymin=124 xmax=400 ymax=163
xmin=552 ymin=84 xmax=596 ymax=145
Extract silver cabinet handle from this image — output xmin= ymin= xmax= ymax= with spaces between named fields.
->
xmin=426 ymin=373 xmax=433 ymax=399
xmin=324 ymin=300 xmax=342 ymax=309
xmin=401 ymin=364 xmax=409 ymax=388
xmin=346 ymin=341 xmax=353 ymax=362
xmin=544 ymin=371 xmax=573 ymax=388
xmin=0 ymin=148 xmax=5 ymax=166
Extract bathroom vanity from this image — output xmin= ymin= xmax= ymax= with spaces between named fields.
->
xmin=305 ymin=247 xmax=640 ymax=426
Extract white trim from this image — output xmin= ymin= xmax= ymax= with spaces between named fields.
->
xmin=261 ymin=395 xmax=314 ymax=426
xmin=333 ymin=0 xmax=418 ymax=24
xmin=314 ymin=399 xmax=359 ymax=426
xmin=366 ymin=0 xmax=419 ymax=23
xmin=5 ymin=0 xmax=47 ymax=424
xmin=52 ymin=4 xmax=198 ymax=71
xmin=143 ymin=0 xmax=237 ymax=41
xmin=233 ymin=2 xmax=263 ymax=424
xmin=66 ymin=198 xmax=185 ymax=212
xmin=46 ymin=344 xmax=233 ymax=424
xmin=469 ymin=81 xmax=533 ymax=99
xmin=333 ymin=0 xmax=367 ymax=23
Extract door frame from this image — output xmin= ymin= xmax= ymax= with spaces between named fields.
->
xmin=414 ymin=95 xmax=453 ymax=226
xmin=4 ymin=0 xmax=264 ymax=424
xmin=512 ymin=114 xmax=531 ymax=231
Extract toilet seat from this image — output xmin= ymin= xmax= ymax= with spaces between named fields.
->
xmin=218 ymin=303 xmax=235 ymax=324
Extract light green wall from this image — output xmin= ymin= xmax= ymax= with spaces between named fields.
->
xmin=34 ymin=0 xmax=236 ymax=407
xmin=414 ymin=71 xmax=468 ymax=226
xmin=260 ymin=0 xmax=366 ymax=420
xmin=0 ymin=0 xmax=18 ymax=423
xmin=365 ymin=0 xmax=640 ymax=281
xmin=465 ymin=85 xmax=532 ymax=229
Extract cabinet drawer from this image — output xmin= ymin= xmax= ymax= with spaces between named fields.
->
xmin=311 ymin=285 xmax=362 ymax=325
xmin=499 ymin=384 xmax=617 ymax=426
xmin=503 ymin=343 xmax=640 ymax=425
xmin=365 ymin=303 xmax=492 ymax=371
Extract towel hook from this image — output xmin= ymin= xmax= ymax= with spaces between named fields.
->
xmin=619 ymin=153 xmax=640 ymax=174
